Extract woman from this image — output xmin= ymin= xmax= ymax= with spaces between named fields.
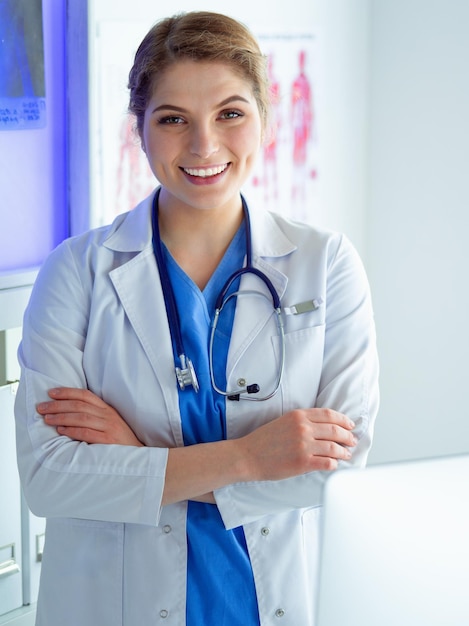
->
xmin=15 ymin=11 xmax=379 ymax=626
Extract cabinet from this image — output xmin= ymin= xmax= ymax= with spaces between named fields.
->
xmin=0 ymin=383 xmax=44 ymax=624
xmin=0 ymin=384 xmax=23 ymax=616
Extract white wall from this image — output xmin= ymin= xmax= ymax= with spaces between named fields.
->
xmin=311 ymin=1 xmax=370 ymax=254
xmin=367 ymin=0 xmax=469 ymax=463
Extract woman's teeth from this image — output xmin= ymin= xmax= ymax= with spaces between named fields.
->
xmin=183 ymin=164 xmax=228 ymax=178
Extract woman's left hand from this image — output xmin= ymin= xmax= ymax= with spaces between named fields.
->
xmin=37 ymin=387 xmax=144 ymax=447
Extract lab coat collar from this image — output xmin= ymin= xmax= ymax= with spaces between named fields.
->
xmin=102 ymin=190 xmax=297 ymax=261
xmin=248 ymin=205 xmax=297 ymax=260
xmin=102 ymin=192 xmax=155 ymax=253
xmin=247 ymin=206 xmax=297 ymax=305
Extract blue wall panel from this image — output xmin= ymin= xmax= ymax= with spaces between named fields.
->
xmin=0 ymin=0 xmax=68 ymax=276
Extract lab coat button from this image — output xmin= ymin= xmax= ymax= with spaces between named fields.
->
xmin=160 ymin=609 xmax=169 ymax=618
xmin=261 ymin=527 xmax=270 ymax=536
xmin=275 ymin=608 xmax=285 ymax=618
xmin=163 ymin=525 xmax=172 ymax=534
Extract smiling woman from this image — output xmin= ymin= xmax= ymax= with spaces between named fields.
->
xmin=15 ymin=10 xmax=379 ymax=626
xmin=141 ymin=60 xmax=263 ymax=230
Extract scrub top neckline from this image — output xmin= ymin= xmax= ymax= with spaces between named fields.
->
xmin=161 ymin=221 xmax=247 ymax=317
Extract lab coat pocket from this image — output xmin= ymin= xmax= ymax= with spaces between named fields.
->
xmin=37 ymin=518 xmax=124 ymax=626
xmin=274 ymin=324 xmax=325 ymax=412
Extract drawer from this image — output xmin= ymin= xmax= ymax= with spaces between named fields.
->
xmin=0 ymin=384 xmax=22 ymax=616
xmin=20 ymin=503 xmax=45 ymax=606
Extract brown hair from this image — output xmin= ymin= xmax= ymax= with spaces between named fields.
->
xmin=128 ymin=11 xmax=269 ymax=136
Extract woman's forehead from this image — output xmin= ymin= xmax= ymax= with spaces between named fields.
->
xmin=149 ymin=60 xmax=255 ymax=103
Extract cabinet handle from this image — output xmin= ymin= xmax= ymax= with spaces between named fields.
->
xmin=0 ymin=543 xmax=20 ymax=579
xmin=36 ymin=533 xmax=45 ymax=562
xmin=0 ymin=558 xmax=20 ymax=579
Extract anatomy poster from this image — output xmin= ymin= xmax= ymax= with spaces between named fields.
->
xmin=91 ymin=22 xmax=319 ymax=227
xmin=244 ymin=34 xmax=319 ymax=223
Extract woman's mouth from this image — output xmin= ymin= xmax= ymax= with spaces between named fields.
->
xmin=182 ymin=163 xmax=229 ymax=178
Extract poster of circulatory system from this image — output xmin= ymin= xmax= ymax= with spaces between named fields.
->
xmin=91 ymin=22 xmax=320 ymax=227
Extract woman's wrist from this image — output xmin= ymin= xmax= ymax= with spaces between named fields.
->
xmin=162 ymin=439 xmax=247 ymax=506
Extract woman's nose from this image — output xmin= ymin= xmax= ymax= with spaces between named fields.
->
xmin=189 ymin=124 xmax=219 ymax=159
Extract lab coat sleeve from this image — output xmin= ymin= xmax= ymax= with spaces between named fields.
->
xmin=214 ymin=234 xmax=379 ymax=529
xmin=15 ymin=240 xmax=168 ymax=526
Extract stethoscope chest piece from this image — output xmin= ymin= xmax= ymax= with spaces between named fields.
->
xmin=175 ymin=354 xmax=199 ymax=392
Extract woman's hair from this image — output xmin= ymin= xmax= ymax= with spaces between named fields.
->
xmin=128 ymin=11 xmax=269 ymax=136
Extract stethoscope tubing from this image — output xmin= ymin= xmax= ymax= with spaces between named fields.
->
xmin=209 ymin=290 xmax=285 ymax=401
xmin=151 ymin=190 xmax=186 ymax=363
xmin=151 ymin=188 xmax=285 ymax=400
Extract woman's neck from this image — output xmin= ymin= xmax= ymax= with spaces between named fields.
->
xmin=157 ymin=189 xmax=244 ymax=290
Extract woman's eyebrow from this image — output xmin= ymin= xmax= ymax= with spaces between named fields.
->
xmin=218 ymin=95 xmax=251 ymax=107
xmin=151 ymin=104 xmax=187 ymax=114
xmin=151 ymin=95 xmax=251 ymax=115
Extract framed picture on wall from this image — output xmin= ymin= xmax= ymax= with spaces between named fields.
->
xmin=0 ymin=0 xmax=46 ymax=131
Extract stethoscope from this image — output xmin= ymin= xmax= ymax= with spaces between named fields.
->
xmin=151 ymin=189 xmax=285 ymax=402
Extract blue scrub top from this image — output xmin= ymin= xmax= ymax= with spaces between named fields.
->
xmin=163 ymin=221 xmax=261 ymax=626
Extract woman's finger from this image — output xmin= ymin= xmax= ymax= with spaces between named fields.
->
xmin=312 ymin=439 xmax=353 ymax=461
xmin=37 ymin=398 xmax=106 ymax=418
xmin=55 ymin=425 xmax=116 ymax=445
xmin=305 ymin=407 xmax=355 ymax=430
xmin=43 ymin=411 xmax=106 ymax=432
xmin=48 ymin=386 xmax=107 ymax=408
xmin=311 ymin=422 xmax=358 ymax=448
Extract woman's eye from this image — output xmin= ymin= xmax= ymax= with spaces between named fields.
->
xmin=220 ymin=110 xmax=243 ymax=120
xmin=158 ymin=115 xmax=185 ymax=125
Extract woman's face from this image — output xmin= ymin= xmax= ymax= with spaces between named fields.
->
xmin=140 ymin=60 xmax=263 ymax=214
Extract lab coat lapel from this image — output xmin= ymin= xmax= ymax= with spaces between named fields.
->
xmin=109 ymin=249 xmax=184 ymax=444
xmin=109 ymin=248 xmax=171 ymax=378
xmin=104 ymin=193 xmax=183 ymax=443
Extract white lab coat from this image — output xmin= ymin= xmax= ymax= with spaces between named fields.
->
xmin=15 ymin=191 xmax=379 ymax=626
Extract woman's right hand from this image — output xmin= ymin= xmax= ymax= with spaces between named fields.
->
xmin=163 ymin=407 xmax=356 ymax=505
xmin=235 ymin=408 xmax=357 ymax=482
xmin=37 ymin=387 xmax=144 ymax=447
